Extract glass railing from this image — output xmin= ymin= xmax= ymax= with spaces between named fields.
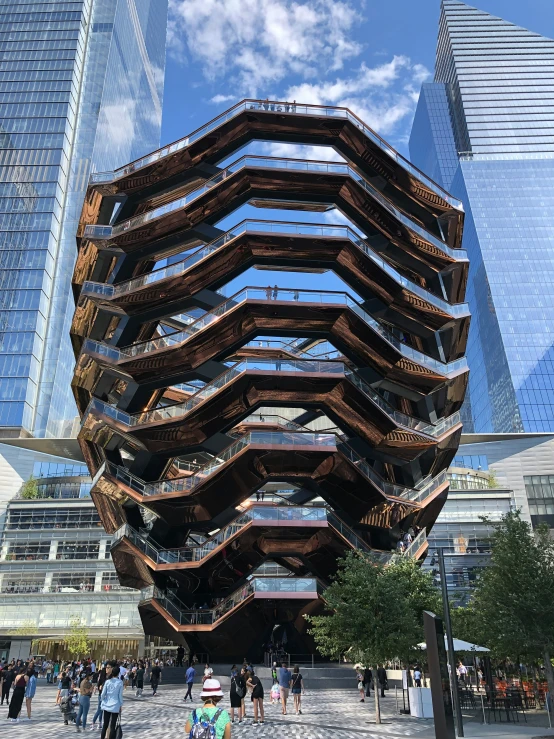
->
xmin=84 ymin=357 xmax=461 ymax=440
xmin=140 ymin=576 xmax=320 ymax=625
xmin=114 ymin=506 xmax=336 ymax=564
xmin=84 ymin=157 xmax=463 ymax=260
xmin=99 ymin=431 xmax=450 ymax=506
xmin=89 ymin=99 xmax=462 ymax=210
xmin=82 ymin=286 xmax=468 ymax=377
xmin=404 ymin=528 xmax=428 ymax=558
xmin=81 ymin=220 xmax=468 ymax=312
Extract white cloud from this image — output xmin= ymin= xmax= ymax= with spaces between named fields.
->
xmin=168 ymin=0 xmax=362 ymax=95
xmin=168 ymin=0 xmax=432 ymax=143
xmin=210 ymin=94 xmax=237 ymax=104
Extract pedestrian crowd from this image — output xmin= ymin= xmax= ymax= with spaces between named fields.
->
xmin=0 ymin=653 xmax=170 ymax=735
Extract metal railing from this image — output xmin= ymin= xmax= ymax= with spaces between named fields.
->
xmin=81 ymin=220 xmax=468 ymax=313
xmin=99 ymin=431 xmax=449 ymax=507
xmin=83 ymin=357 xmax=461 ymax=441
xmin=84 ymin=156 xmax=463 ymax=261
xmin=113 ymin=505 xmax=370 ymax=565
xmin=140 ymin=576 xmax=320 ymax=625
xmin=88 ymin=99 xmax=462 ymax=210
xmin=82 ymin=286 xmax=468 ymax=377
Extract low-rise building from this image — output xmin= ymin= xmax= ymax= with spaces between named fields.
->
xmin=0 ymin=439 xmax=143 ymax=662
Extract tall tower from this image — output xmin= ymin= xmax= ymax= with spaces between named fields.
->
xmin=71 ymin=100 xmax=469 ymax=659
xmin=410 ymin=0 xmax=554 ymax=433
xmin=0 ymin=0 xmax=168 ymax=439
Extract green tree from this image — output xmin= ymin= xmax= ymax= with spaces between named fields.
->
xmin=65 ymin=616 xmax=90 ymax=659
xmin=305 ymin=552 xmax=436 ymax=722
xmin=19 ymin=476 xmax=39 ymax=499
xmin=470 ymin=511 xmax=554 ymax=716
xmin=9 ymin=619 xmax=37 ymax=637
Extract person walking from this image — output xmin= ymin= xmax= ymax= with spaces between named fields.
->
xmin=377 ymin=665 xmax=387 ymax=698
xmin=203 ymin=663 xmax=213 ymax=683
xmin=230 ymin=667 xmax=245 ymax=723
xmin=177 ymin=646 xmax=185 ymax=668
xmin=290 ymin=665 xmax=304 ymax=715
xmin=356 ymin=668 xmax=365 ymax=702
xmin=135 ymin=661 xmax=145 ymax=698
xmin=75 ymin=672 xmax=93 ymax=732
xmin=363 ymin=666 xmax=373 ymax=698
xmin=150 ymin=660 xmax=162 ymax=696
xmin=100 ymin=665 xmax=123 ymax=739
xmin=7 ymin=667 xmax=28 ymax=723
xmin=1 ymin=662 xmax=14 ymax=705
xmin=278 ymin=662 xmax=292 ymax=715
xmin=91 ymin=664 xmax=110 ymax=730
xmin=58 ymin=670 xmax=71 ymax=704
xmin=246 ymin=670 xmax=264 ymax=725
xmin=184 ymin=663 xmax=196 ymax=702
xmin=185 ymin=678 xmax=231 ymax=739
xmin=24 ymin=667 xmax=37 ymax=720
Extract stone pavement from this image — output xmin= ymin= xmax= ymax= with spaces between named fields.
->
xmin=3 ymin=683 xmax=553 ymax=739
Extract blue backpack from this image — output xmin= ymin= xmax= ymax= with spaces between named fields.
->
xmin=189 ymin=708 xmax=223 ymax=739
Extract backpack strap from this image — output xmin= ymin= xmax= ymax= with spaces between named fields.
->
xmin=191 ymin=709 xmax=199 ymax=724
xmin=209 ymin=708 xmax=223 ymax=726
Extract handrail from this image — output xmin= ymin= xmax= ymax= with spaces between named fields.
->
xmin=97 ymin=430 xmax=450 ymax=506
xmin=82 ymin=286 xmax=468 ymax=377
xmin=81 ymin=219 xmax=468 ymax=312
xmin=113 ymin=505 xmax=375 ymax=564
xmin=140 ymin=576 xmax=321 ymax=626
xmin=83 ymin=357 xmax=461 ymax=440
xmin=404 ymin=528 xmax=428 ymax=558
xmin=84 ymin=156 xmax=463 ymax=260
xmin=88 ymin=99 xmax=462 ymax=210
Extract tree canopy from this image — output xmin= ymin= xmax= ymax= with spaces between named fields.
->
xmin=305 ymin=552 xmax=437 ymax=665
xmin=65 ymin=616 xmax=90 ymax=659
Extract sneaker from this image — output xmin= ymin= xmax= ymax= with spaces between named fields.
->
xmin=260 ymin=721 xmax=265 ymax=725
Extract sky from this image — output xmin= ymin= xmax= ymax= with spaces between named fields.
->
xmin=161 ymin=0 xmax=554 ymax=158
xmin=156 ymin=0 xmax=554 ymax=298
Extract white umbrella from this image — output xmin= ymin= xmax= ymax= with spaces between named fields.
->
xmin=418 ymin=637 xmax=489 ymax=652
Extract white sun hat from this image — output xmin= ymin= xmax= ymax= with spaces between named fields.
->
xmin=200 ymin=678 xmax=224 ymax=698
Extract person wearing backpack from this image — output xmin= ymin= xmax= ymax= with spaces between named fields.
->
xmin=185 ymin=678 xmax=231 ymax=739
xmin=229 ymin=667 xmax=245 ymax=723
xmin=100 ymin=665 xmax=123 ymax=739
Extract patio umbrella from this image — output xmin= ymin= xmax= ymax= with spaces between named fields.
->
xmin=418 ymin=637 xmax=489 ymax=652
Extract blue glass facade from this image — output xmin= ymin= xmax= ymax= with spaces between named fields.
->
xmin=0 ymin=0 xmax=168 ymax=438
xmin=409 ymin=0 xmax=554 ymax=433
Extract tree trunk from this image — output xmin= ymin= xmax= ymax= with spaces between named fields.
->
xmin=374 ymin=680 xmax=381 ymax=724
xmin=544 ymin=650 xmax=554 ymax=721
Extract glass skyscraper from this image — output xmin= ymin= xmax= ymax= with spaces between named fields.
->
xmin=410 ymin=0 xmax=554 ymax=433
xmin=0 ymin=0 xmax=168 ymax=438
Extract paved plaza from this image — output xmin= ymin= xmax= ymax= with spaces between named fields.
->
xmin=3 ymin=683 xmax=554 ymax=739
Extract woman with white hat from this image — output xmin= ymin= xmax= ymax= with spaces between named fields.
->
xmin=185 ymin=678 xmax=231 ymax=739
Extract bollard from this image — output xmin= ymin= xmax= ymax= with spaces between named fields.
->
xmin=480 ymin=694 xmax=486 ymax=724
xmin=395 ymin=685 xmax=399 ymax=714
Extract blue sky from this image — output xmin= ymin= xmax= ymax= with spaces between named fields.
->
xmin=161 ymin=0 xmax=554 ymax=158
xmin=156 ymin=0 xmax=554 ymax=298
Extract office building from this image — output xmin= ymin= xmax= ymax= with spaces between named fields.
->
xmin=71 ymin=99 xmax=469 ymax=659
xmin=0 ymin=438 xmax=143 ymax=662
xmin=409 ymin=0 xmax=554 ymax=433
xmin=426 ymin=465 xmax=514 ymax=604
xmin=0 ymin=0 xmax=168 ymax=439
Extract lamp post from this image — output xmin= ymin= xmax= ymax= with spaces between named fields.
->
xmin=105 ymin=606 xmax=112 ymax=660
xmin=438 ymin=548 xmax=464 ymax=737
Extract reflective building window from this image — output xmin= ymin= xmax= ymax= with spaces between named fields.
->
xmin=409 ymin=0 xmax=554 ymax=433
xmin=0 ymin=0 xmax=168 ymax=438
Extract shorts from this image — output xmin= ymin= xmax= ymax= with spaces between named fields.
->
xmin=59 ymin=689 xmax=69 ymax=699
xmin=292 ymin=687 xmax=301 ymax=695
xmin=280 ymin=687 xmax=289 ymax=699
